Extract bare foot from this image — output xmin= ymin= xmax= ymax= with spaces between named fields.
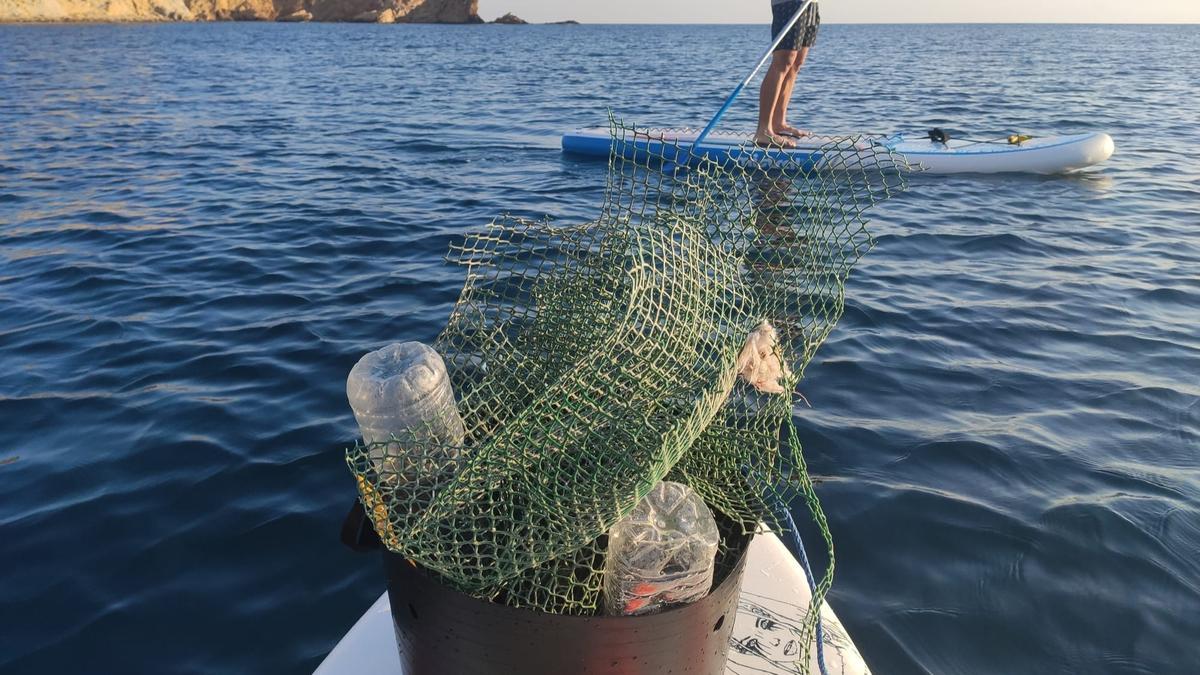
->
xmin=753 ymin=132 xmax=796 ymax=149
xmin=776 ymin=124 xmax=812 ymax=138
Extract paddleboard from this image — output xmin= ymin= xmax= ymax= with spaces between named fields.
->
xmin=561 ymin=126 xmax=1114 ymax=175
xmin=314 ymin=531 xmax=872 ymax=675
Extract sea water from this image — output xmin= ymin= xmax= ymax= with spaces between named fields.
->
xmin=0 ymin=22 xmax=1197 ymax=674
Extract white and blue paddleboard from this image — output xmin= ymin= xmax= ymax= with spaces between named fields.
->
xmin=315 ymin=531 xmax=872 ymax=675
xmin=561 ymin=126 xmax=1115 ymax=175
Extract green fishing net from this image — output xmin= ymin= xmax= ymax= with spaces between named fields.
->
xmin=346 ymin=118 xmax=907 ymax=667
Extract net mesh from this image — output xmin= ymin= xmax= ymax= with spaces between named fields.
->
xmin=346 ymin=117 xmax=907 ymax=668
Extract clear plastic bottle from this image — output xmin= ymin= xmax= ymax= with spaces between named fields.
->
xmin=346 ymin=342 xmax=466 ymax=482
xmin=603 ymin=481 xmax=721 ymax=616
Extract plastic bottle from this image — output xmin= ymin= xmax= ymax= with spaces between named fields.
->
xmin=346 ymin=342 xmax=466 ymax=482
xmin=604 ymin=481 xmax=721 ymax=616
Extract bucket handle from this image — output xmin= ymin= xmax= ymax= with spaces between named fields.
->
xmin=340 ymin=500 xmax=382 ymax=552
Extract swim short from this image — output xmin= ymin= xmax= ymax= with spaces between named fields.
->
xmin=771 ymin=0 xmax=820 ymax=51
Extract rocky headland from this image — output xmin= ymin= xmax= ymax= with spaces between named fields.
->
xmin=0 ymin=0 xmax=485 ymax=22
xmin=489 ymin=11 xmax=523 ymax=24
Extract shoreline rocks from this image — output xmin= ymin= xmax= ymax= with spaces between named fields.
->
xmin=0 ymin=0 xmax=483 ymax=23
xmin=277 ymin=8 xmax=312 ymax=20
xmin=491 ymin=11 xmax=525 ymax=24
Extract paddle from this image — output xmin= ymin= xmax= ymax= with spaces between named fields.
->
xmin=693 ymin=0 xmax=819 ymax=149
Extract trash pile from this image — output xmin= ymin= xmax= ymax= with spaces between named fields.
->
xmin=345 ymin=119 xmax=906 ymax=669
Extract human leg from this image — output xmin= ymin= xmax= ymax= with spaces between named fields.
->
xmin=755 ymin=50 xmax=800 ymax=148
xmin=774 ymin=47 xmax=811 ymax=138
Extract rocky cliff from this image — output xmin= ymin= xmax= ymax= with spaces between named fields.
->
xmin=0 ymin=0 xmax=481 ymax=22
xmin=490 ymin=11 xmax=524 ymax=24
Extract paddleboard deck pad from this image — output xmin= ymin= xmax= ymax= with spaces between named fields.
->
xmin=562 ymin=126 xmax=1114 ymax=175
xmin=315 ymin=532 xmax=872 ymax=675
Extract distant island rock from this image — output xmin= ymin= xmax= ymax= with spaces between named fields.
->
xmin=0 ymin=0 xmax=483 ymax=23
xmin=491 ymin=12 xmax=526 ymax=24
xmin=547 ymin=19 xmax=579 ymax=24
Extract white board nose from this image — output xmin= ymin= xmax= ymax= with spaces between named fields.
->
xmin=1097 ymin=133 xmax=1116 ymax=163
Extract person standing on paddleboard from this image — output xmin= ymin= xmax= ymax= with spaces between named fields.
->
xmin=755 ymin=0 xmax=821 ymax=149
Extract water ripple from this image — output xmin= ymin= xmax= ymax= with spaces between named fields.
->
xmin=1 ymin=21 xmax=1198 ymax=675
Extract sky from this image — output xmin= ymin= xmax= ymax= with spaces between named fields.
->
xmin=481 ymin=0 xmax=1200 ymax=24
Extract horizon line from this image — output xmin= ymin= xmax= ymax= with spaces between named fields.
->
xmin=2 ymin=19 xmax=1199 ymax=25
xmin=535 ymin=20 xmax=1198 ymax=25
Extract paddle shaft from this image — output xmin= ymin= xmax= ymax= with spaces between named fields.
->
xmin=693 ymin=0 xmax=818 ymax=148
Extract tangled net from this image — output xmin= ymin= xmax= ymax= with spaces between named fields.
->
xmin=347 ymin=118 xmax=907 ymax=669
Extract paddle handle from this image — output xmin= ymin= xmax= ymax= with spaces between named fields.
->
xmin=693 ymin=0 xmax=819 ymax=148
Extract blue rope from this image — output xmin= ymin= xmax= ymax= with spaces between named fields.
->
xmin=771 ymin=491 xmax=830 ymax=675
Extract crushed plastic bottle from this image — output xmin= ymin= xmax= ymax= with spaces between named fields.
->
xmin=603 ymin=481 xmax=721 ymax=616
xmin=346 ymin=342 xmax=466 ymax=481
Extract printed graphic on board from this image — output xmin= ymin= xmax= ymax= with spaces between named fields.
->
xmin=727 ymin=590 xmax=871 ymax=675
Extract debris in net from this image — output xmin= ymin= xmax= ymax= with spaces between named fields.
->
xmin=343 ymin=117 xmax=909 ymax=654
xmin=736 ymin=321 xmax=792 ymax=394
xmin=604 ymin=481 xmax=720 ymax=616
xmin=346 ymin=342 xmax=466 ymax=481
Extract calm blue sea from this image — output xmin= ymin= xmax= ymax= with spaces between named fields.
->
xmin=1 ymin=22 xmax=1198 ymax=675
